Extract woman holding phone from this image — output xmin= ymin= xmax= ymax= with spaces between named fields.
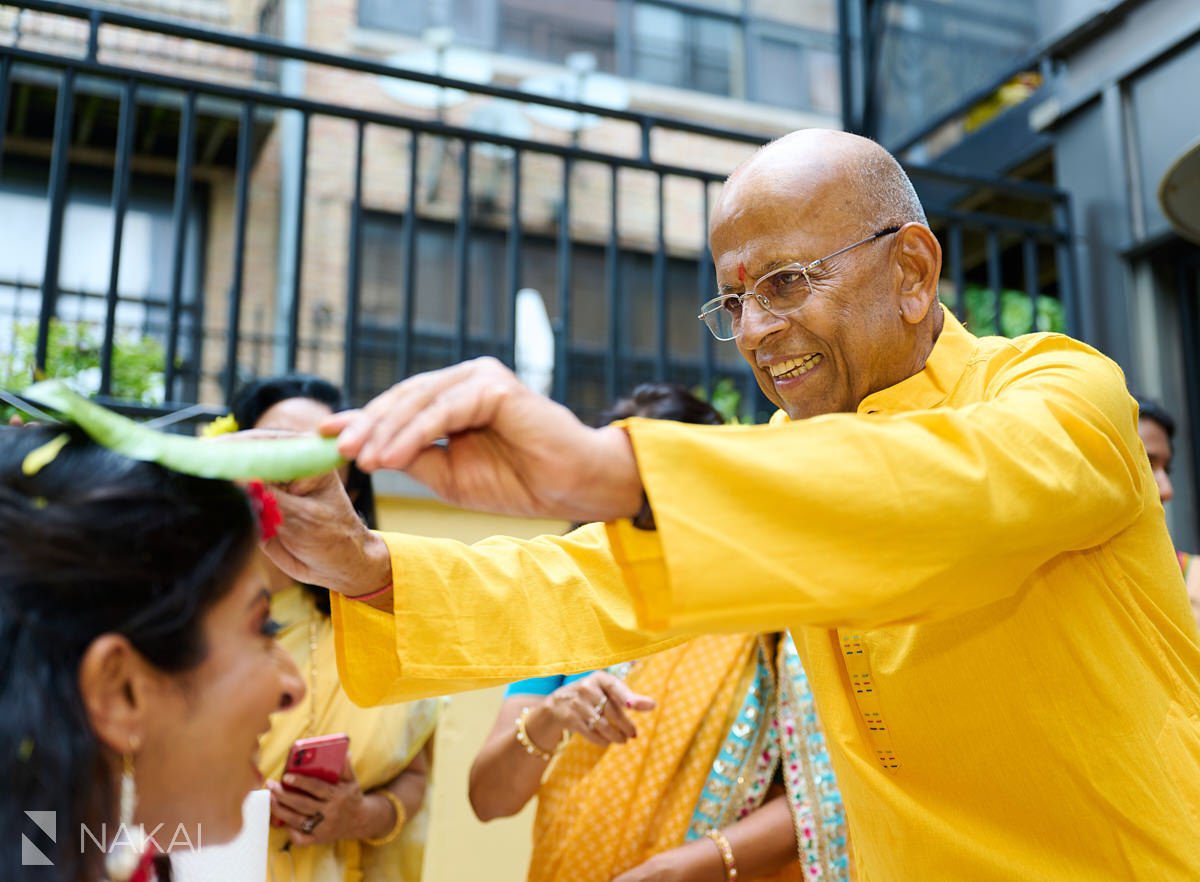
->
xmin=231 ymin=375 xmax=439 ymax=882
xmin=0 ymin=424 xmax=306 ymax=882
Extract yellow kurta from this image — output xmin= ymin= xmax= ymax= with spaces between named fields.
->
xmin=333 ymin=308 xmax=1200 ymax=881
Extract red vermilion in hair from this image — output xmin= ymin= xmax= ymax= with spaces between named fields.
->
xmin=246 ymin=480 xmax=283 ymax=541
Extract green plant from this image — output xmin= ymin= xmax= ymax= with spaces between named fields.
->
xmin=695 ymin=376 xmax=745 ymax=425
xmin=1 ymin=319 xmax=165 ymax=420
xmin=943 ymin=284 xmax=1066 ymax=337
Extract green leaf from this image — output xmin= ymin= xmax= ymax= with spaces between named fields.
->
xmin=23 ymin=380 xmax=345 ymax=482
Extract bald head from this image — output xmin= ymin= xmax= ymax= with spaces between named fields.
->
xmin=718 ymin=130 xmax=926 ymax=241
xmin=707 ymin=128 xmax=944 ymax=420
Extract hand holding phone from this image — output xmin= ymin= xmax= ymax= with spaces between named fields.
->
xmin=283 ymin=733 xmax=350 ymax=791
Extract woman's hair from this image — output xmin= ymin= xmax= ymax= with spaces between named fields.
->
xmin=0 ymin=426 xmax=257 ymax=882
xmin=231 ymin=375 xmax=376 ymax=614
xmin=594 ymin=383 xmax=724 ymax=428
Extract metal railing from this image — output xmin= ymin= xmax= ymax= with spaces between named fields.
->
xmin=0 ymin=0 xmax=1076 ymax=423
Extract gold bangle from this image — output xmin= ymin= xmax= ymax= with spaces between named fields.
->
xmin=515 ymin=705 xmax=561 ymax=762
xmin=363 ymin=790 xmax=406 ymax=847
xmin=705 ymin=829 xmax=738 ymax=881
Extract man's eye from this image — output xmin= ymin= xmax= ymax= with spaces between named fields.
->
xmin=721 ymin=297 xmax=742 ymax=314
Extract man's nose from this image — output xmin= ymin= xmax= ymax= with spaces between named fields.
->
xmin=737 ymin=296 xmax=788 ymax=349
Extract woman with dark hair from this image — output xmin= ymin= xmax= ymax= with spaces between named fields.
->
xmin=230 ymin=375 xmax=438 ymax=882
xmin=0 ymin=424 xmax=305 ymax=882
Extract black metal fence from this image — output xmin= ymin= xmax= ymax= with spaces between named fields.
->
xmin=0 ymin=0 xmax=1076 ymax=424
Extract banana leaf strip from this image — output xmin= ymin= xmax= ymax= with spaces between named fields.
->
xmin=23 ymin=380 xmax=345 ymax=482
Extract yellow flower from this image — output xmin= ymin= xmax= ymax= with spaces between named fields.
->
xmin=201 ymin=414 xmax=240 ymax=438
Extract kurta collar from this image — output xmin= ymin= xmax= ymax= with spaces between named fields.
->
xmin=858 ymin=305 xmax=977 ymax=414
xmin=768 ymin=305 xmax=978 ymax=424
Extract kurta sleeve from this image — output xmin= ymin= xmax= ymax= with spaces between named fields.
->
xmin=614 ymin=336 xmax=1147 ymax=632
xmin=331 ymin=522 xmax=686 ymax=705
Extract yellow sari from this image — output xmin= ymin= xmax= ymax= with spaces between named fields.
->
xmin=529 ymin=634 xmax=839 ymax=882
xmin=260 ymin=587 xmax=440 ymax=882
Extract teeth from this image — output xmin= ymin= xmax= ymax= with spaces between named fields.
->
xmin=768 ymin=353 xmax=822 ymax=379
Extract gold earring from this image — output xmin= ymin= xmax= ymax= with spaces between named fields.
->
xmin=105 ymin=739 xmax=147 ymax=882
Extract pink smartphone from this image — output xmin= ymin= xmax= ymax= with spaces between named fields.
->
xmin=283 ymin=733 xmax=349 ymax=792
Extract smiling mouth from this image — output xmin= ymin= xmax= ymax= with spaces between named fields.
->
xmin=768 ymin=353 xmax=823 ymax=380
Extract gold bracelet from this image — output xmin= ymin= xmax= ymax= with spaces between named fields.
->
xmin=515 ymin=705 xmax=561 ymax=762
xmin=363 ymin=790 xmax=406 ymax=847
xmin=705 ymin=829 xmax=738 ymax=881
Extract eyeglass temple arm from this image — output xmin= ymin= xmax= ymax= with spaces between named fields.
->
xmin=808 ymin=225 xmax=903 ymax=269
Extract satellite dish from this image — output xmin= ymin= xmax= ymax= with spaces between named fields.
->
xmin=519 ymin=55 xmax=630 ymax=132
xmin=1159 ymin=136 xmax=1200 ymax=245
xmin=514 ymin=288 xmax=555 ymax=397
xmin=467 ymin=100 xmax=533 ymax=159
xmin=380 ymin=42 xmax=494 ymax=110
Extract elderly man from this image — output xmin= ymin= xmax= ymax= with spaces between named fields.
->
xmin=266 ymin=130 xmax=1200 ymax=881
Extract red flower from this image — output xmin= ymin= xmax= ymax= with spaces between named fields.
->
xmin=246 ymin=480 xmax=283 ymax=542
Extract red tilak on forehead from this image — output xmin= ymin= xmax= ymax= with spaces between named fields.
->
xmin=737 ymin=262 xmax=747 ymax=284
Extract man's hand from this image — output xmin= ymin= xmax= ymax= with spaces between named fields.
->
xmin=260 ymin=470 xmax=391 ymax=597
xmin=322 ymin=357 xmax=644 ymax=523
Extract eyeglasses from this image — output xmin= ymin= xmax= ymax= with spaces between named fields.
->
xmin=697 ymin=226 xmax=901 ymax=341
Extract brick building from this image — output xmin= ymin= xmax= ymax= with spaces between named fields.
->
xmin=0 ymin=0 xmax=843 ymax=422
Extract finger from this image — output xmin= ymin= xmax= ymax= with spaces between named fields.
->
xmin=599 ymin=697 xmax=638 ymax=740
xmin=287 ymin=828 xmax=319 ymax=847
xmin=273 ymin=787 xmax=325 ymax=817
xmin=375 ymin=373 xmax=509 ymax=471
xmin=361 ymin=359 xmax=514 ymax=472
xmin=319 ymin=408 xmax=360 ymax=438
xmin=343 ymin=369 xmax=458 ymax=465
xmin=603 ymin=676 xmax=657 ymax=713
xmin=566 ymin=695 xmax=624 ymax=745
xmin=281 ymin=773 xmax=335 ymax=802
xmin=339 ymin=755 xmax=356 ymax=783
xmin=269 ymin=799 xmax=312 ymax=831
xmin=401 ymin=445 xmax=452 ymax=499
xmin=590 ymin=715 xmax=626 ymax=744
xmin=594 ymin=677 xmax=649 ymax=738
xmin=565 ymin=719 xmax=611 ymax=747
xmin=259 ymin=536 xmax=306 ymax=579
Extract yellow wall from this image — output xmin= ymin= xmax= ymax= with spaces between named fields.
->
xmin=375 ymin=495 xmax=570 ymax=882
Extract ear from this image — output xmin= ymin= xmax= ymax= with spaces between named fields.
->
xmin=78 ymin=634 xmax=155 ymax=755
xmin=893 ymin=223 xmax=942 ymax=325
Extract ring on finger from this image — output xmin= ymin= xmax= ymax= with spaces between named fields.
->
xmin=300 ymin=811 xmax=325 ymax=834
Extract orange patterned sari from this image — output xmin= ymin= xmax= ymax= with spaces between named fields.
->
xmin=528 ymin=633 xmax=847 ymax=882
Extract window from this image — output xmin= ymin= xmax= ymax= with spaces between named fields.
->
xmin=498 ymin=0 xmax=618 ymax=72
xmin=0 ymin=159 xmax=205 ymax=402
xmin=358 ymin=0 xmax=839 ymax=113
xmin=357 ymin=0 xmax=496 ymax=47
xmin=357 ymin=213 xmax=742 ymax=419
